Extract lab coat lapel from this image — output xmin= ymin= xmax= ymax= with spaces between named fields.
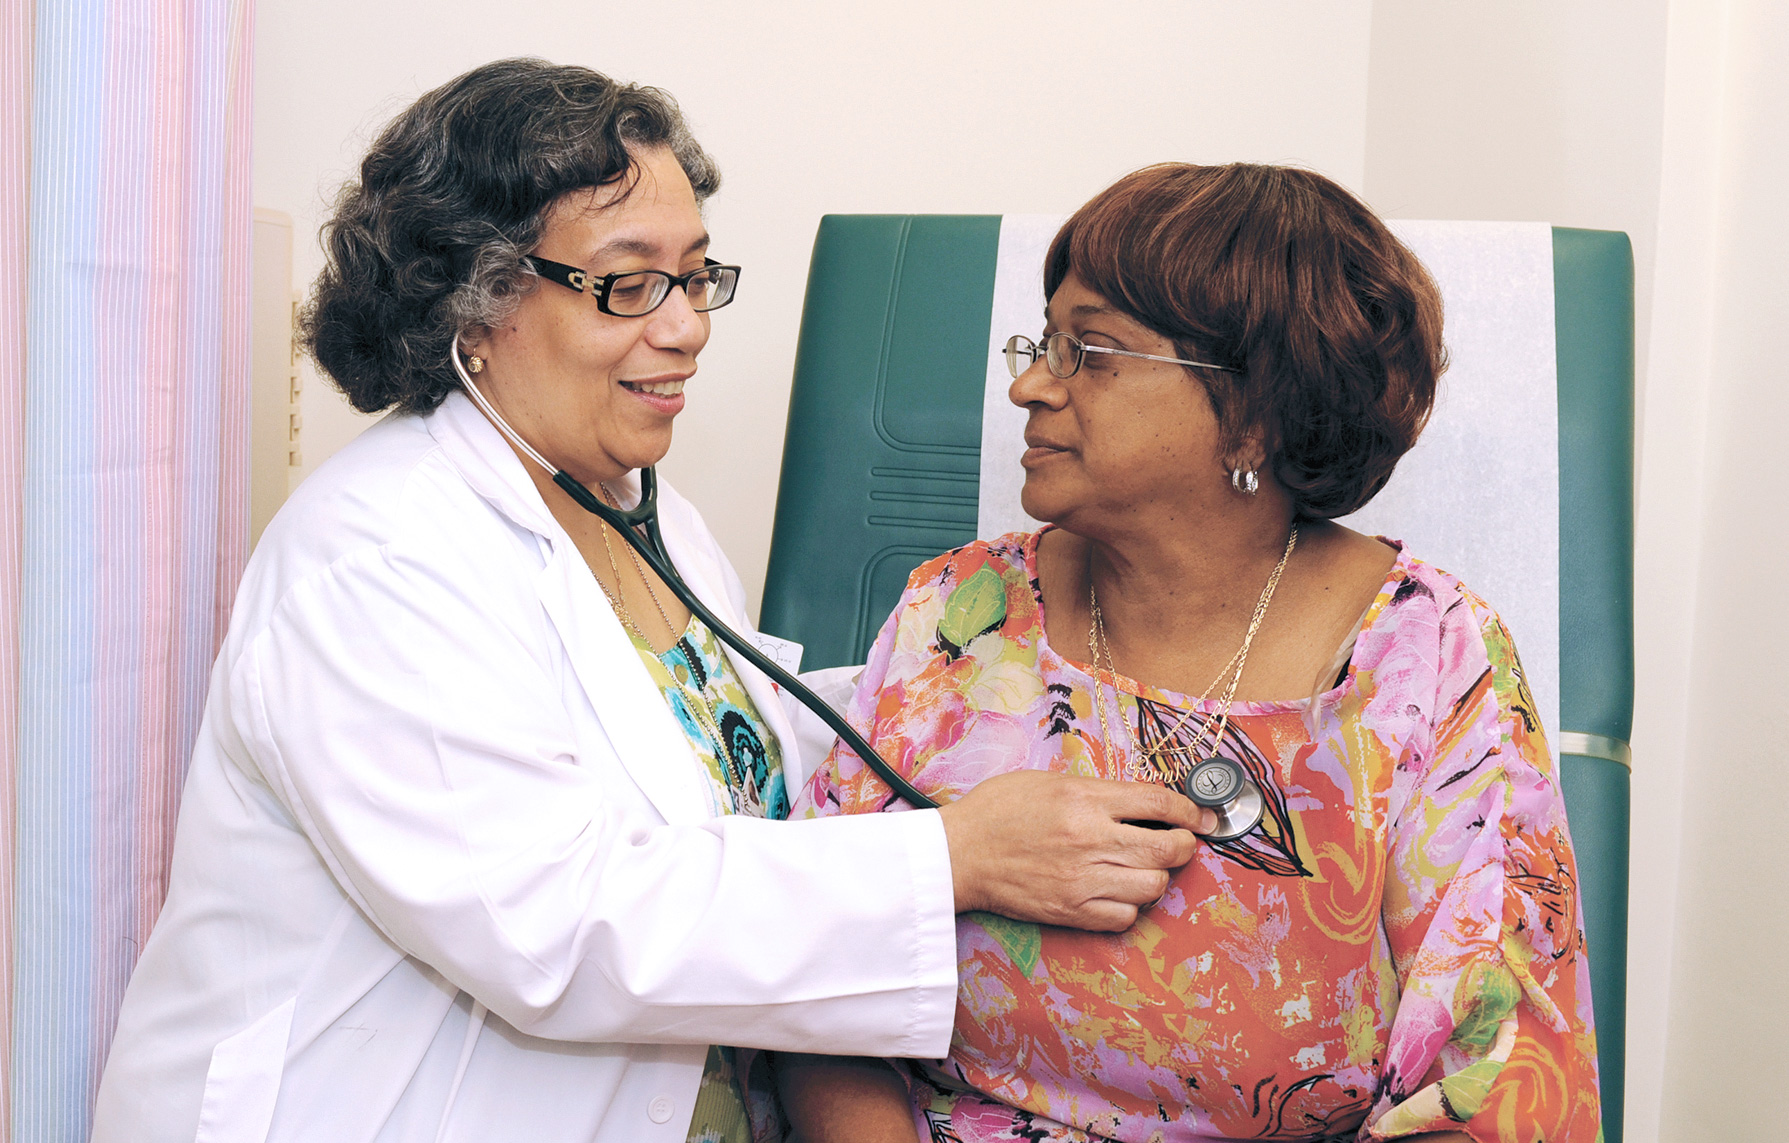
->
xmin=536 ymin=543 xmax=714 ymax=828
xmin=427 ymin=395 xmax=713 ymax=827
xmin=425 ymin=391 xmax=559 ymax=538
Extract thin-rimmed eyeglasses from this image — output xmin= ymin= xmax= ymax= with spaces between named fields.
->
xmin=1004 ymin=332 xmax=1236 ymax=380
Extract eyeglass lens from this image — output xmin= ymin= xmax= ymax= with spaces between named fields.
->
xmin=1044 ymin=333 xmax=1081 ymax=378
xmin=1003 ymin=336 xmax=1032 ymax=379
xmin=606 ymin=266 xmax=737 ymax=316
xmin=1004 ymin=334 xmax=1083 ymax=380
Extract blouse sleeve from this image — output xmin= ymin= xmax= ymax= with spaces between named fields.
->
xmin=791 ymin=591 xmax=911 ymax=820
xmin=1365 ymin=591 xmax=1602 ymax=1142
xmin=792 ymin=547 xmax=966 ymax=820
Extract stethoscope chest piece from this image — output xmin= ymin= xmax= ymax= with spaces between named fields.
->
xmin=1181 ymin=757 xmax=1265 ymax=841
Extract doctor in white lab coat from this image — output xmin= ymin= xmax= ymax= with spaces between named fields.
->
xmin=91 ymin=60 xmax=1209 ymax=1143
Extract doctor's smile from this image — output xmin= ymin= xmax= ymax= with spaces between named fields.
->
xmin=458 ymin=144 xmax=720 ymax=486
xmin=620 ymin=373 xmax=691 ymax=401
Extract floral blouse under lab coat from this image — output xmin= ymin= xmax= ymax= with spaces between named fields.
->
xmin=798 ymin=531 xmax=1600 ymax=1143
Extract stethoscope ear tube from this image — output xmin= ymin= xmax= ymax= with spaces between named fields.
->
xmin=553 ymin=468 xmax=942 ymax=812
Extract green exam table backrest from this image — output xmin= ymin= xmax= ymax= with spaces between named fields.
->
xmin=761 ymin=216 xmax=1634 ymax=1141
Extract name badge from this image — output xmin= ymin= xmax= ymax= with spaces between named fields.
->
xmin=750 ymin=632 xmax=803 ymax=675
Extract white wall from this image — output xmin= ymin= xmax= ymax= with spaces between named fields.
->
xmin=1362 ymin=0 xmax=1666 ymax=398
xmin=248 ymin=208 xmax=296 ymax=547
xmin=253 ymin=0 xmax=1375 ymax=610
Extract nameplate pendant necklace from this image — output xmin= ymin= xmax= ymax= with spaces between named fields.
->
xmin=1088 ymin=525 xmax=1297 ymax=841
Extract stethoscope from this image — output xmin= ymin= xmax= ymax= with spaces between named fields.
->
xmin=452 ymin=350 xmax=1266 ymax=838
xmin=1179 ymin=756 xmax=1264 ymax=841
xmin=453 ymin=349 xmax=936 ymax=811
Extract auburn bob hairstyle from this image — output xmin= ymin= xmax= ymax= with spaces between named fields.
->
xmin=1045 ymin=163 xmax=1446 ymax=519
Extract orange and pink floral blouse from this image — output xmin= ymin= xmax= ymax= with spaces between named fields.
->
xmin=794 ymin=531 xmax=1600 ymax=1143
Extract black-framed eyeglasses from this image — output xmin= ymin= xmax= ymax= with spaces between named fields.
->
xmin=525 ymin=255 xmax=742 ymax=317
xmin=1004 ymin=332 xmax=1236 ymax=380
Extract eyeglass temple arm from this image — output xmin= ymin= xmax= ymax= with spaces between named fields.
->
xmin=1080 ymin=344 xmax=1237 ymax=373
xmin=526 ymin=256 xmax=597 ymax=296
xmin=526 ymin=255 xmax=729 ymax=282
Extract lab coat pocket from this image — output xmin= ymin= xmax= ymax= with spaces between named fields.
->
xmin=194 ymin=996 xmax=297 ymax=1143
xmin=191 ymin=899 xmax=427 ymax=1143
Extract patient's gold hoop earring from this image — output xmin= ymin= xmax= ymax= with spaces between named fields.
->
xmin=1230 ymin=466 xmax=1259 ymax=496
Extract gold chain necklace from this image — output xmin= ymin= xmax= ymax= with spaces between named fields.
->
xmin=595 ymin=483 xmax=674 ymax=636
xmin=1089 ymin=526 xmax=1298 ymax=786
xmin=589 ymin=485 xmax=754 ymax=807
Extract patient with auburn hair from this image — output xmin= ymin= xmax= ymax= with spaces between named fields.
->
xmin=776 ymin=164 xmax=1599 ymax=1143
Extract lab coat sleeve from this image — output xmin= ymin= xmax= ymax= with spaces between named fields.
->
xmin=231 ymin=533 xmax=958 ymax=1057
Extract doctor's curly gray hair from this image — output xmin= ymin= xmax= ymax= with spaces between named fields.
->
xmin=300 ymin=58 xmax=720 ymax=415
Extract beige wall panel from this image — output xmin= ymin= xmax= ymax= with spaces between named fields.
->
xmin=249 ymin=208 xmax=296 ymax=548
xmin=1655 ymin=0 xmax=1789 ymax=1136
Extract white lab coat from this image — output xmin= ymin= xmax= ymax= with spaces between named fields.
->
xmin=90 ymin=391 xmax=958 ymax=1143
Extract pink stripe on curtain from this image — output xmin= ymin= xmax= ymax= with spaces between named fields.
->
xmin=90 ymin=3 xmax=164 ymax=1097
xmin=218 ymin=0 xmax=253 ymax=649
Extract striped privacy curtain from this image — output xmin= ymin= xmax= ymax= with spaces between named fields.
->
xmin=0 ymin=1 xmax=253 ymax=1138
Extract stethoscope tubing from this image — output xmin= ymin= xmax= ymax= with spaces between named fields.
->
xmin=551 ymin=467 xmax=941 ymax=811
xmin=452 ymin=352 xmax=938 ymax=811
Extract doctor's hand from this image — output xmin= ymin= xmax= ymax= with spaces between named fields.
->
xmin=936 ymin=771 xmax=1217 ymax=932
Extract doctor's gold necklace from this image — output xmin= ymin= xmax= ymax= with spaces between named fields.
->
xmin=1088 ymin=526 xmax=1297 ymax=788
xmin=589 ymin=484 xmax=748 ymax=801
xmin=589 ymin=483 xmax=675 ymax=642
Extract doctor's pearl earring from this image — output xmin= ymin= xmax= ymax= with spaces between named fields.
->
xmin=466 ymin=353 xmax=485 ymax=374
xmin=1230 ymin=465 xmax=1260 ymax=496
